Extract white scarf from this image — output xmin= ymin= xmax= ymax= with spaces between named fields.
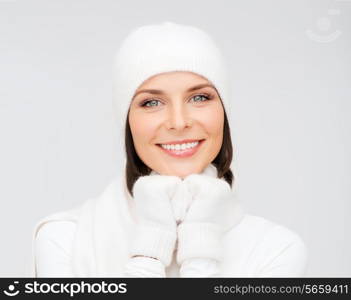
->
xmin=29 ymin=163 xmax=245 ymax=277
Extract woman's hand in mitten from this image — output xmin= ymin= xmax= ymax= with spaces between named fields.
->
xmin=129 ymin=174 xmax=182 ymax=267
xmin=176 ymin=173 xmax=244 ymax=265
xmin=183 ymin=174 xmax=242 ymax=229
xmin=169 ymin=178 xmax=193 ymax=225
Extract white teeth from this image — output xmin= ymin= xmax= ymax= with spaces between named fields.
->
xmin=160 ymin=141 xmax=199 ymax=151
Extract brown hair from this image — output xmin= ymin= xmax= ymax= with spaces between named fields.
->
xmin=124 ymin=105 xmax=234 ymax=197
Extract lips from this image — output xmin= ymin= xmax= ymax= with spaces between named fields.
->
xmin=156 ymin=139 xmax=205 ymax=158
xmin=157 ymin=138 xmax=203 ymax=145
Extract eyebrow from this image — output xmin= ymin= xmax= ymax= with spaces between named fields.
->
xmin=132 ymin=83 xmax=216 ymax=101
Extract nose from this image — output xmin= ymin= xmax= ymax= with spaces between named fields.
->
xmin=165 ymin=102 xmax=192 ymax=130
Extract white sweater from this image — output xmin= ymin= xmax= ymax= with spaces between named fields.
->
xmin=32 ymin=165 xmax=308 ymax=277
xmin=34 ymin=214 xmax=308 ymax=277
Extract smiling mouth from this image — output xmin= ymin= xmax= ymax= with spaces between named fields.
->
xmin=156 ymin=139 xmax=205 ymax=158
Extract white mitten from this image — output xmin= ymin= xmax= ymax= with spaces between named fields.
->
xmin=130 ymin=174 xmax=182 ymax=267
xmin=170 ymin=180 xmax=192 ymax=225
xmin=176 ymin=174 xmax=244 ymax=265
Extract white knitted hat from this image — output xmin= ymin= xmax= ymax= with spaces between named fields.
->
xmin=112 ymin=21 xmax=232 ymax=164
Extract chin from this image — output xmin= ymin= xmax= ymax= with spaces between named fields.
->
xmin=167 ymin=164 xmax=204 ymax=178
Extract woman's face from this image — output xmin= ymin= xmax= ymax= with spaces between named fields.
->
xmin=128 ymin=71 xmax=224 ymax=178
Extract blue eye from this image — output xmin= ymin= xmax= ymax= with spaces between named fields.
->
xmin=140 ymin=93 xmax=213 ymax=108
xmin=191 ymin=94 xmax=212 ymax=103
xmin=140 ymin=99 xmax=161 ymax=107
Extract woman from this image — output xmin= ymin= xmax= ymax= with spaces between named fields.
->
xmin=29 ymin=21 xmax=308 ymax=277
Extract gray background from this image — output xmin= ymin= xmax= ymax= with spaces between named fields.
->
xmin=0 ymin=0 xmax=350 ymax=277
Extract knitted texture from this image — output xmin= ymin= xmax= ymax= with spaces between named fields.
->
xmin=176 ymin=173 xmax=245 ymax=264
xmin=129 ymin=174 xmax=181 ymax=266
xmin=177 ymin=222 xmax=224 ymax=262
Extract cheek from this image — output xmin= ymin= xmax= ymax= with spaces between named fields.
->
xmin=199 ymin=104 xmax=224 ymax=138
xmin=129 ymin=112 xmax=159 ymax=146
